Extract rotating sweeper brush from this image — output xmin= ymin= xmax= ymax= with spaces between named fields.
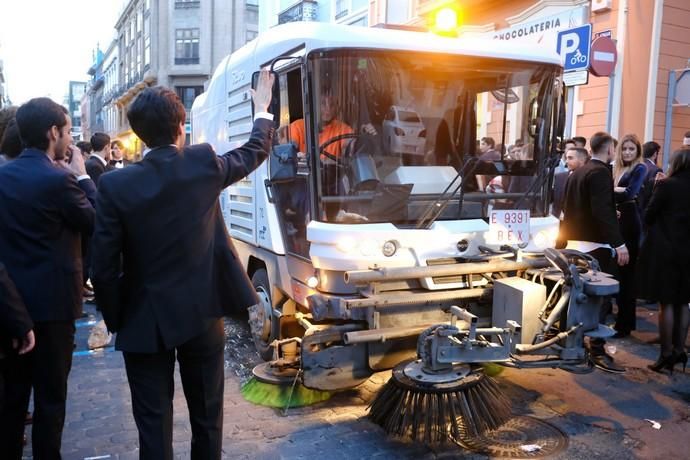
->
xmin=368 ymin=359 xmax=511 ymax=443
xmin=367 ymin=310 xmax=517 ymax=444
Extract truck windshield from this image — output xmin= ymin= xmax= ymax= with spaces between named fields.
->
xmin=307 ymin=49 xmax=562 ymax=226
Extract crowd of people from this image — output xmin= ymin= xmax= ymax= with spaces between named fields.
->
xmin=1 ymin=74 xmax=689 ymax=458
xmin=0 ymin=69 xmax=275 ymax=459
xmin=556 ymin=131 xmax=690 ymax=374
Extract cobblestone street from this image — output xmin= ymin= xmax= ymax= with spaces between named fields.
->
xmin=21 ymin=302 xmax=690 ymax=459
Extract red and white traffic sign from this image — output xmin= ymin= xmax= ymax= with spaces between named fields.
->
xmin=589 ymin=36 xmax=618 ymax=77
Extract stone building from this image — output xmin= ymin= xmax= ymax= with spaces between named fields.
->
xmin=111 ymin=0 xmax=259 ymax=156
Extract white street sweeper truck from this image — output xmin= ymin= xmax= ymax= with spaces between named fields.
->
xmin=191 ymin=22 xmax=618 ymax=441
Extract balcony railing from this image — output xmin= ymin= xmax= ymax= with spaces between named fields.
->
xmin=175 ymin=0 xmax=200 ymax=9
xmin=174 ymin=57 xmax=200 ymax=65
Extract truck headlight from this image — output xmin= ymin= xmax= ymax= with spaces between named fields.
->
xmin=533 ymin=228 xmax=559 ymax=250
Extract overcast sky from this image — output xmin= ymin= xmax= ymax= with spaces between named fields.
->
xmin=0 ymin=0 xmax=125 ymax=105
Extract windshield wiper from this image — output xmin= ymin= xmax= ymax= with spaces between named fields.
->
xmin=415 ymin=157 xmax=479 ymax=229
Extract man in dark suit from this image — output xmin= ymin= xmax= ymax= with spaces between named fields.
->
xmin=109 ymin=139 xmax=131 ymax=168
xmin=85 ymin=132 xmax=113 ymax=186
xmin=91 ymin=70 xmax=275 ymax=459
xmin=559 ymin=132 xmax=629 ymax=373
xmin=0 ymin=97 xmax=96 ymax=458
xmin=84 ymin=132 xmax=113 ymax=302
xmin=552 ymin=147 xmax=588 ymax=219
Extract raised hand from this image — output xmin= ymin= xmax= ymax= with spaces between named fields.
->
xmin=250 ymin=69 xmax=275 ymax=113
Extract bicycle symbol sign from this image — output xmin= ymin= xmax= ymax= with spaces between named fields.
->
xmin=557 ymin=24 xmax=592 ymax=72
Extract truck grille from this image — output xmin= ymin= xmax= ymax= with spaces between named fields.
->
xmin=426 ymin=257 xmax=474 ymax=285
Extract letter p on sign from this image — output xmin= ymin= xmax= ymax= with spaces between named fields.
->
xmin=559 ymin=33 xmax=579 ymax=56
xmin=557 ymin=24 xmax=592 ymax=72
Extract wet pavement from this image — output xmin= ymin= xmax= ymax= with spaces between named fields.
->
xmin=19 ymin=301 xmax=690 ymax=459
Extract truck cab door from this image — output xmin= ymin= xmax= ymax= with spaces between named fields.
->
xmin=268 ymin=66 xmax=312 ymax=259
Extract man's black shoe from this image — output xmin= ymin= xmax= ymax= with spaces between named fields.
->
xmin=590 ymin=353 xmax=626 ymax=373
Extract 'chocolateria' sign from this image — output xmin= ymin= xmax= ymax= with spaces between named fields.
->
xmin=484 ymin=5 xmax=588 ymax=47
xmin=494 ymin=17 xmax=562 ymax=41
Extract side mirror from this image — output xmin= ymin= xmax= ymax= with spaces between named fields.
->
xmin=269 ymin=142 xmax=298 ymax=183
xmin=251 ymin=70 xmax=280 ymax=125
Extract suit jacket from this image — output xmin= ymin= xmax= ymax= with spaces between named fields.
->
xmin=85 ymin=154 xmax=113 ymax=186
xmin=0 ymin=149 xmax=96 ymax=322
xmin=559 ymin=158 xmax=624 ymax=248
xmin=638 ymin=158 xmax=663 ymax=215
xmin=0 ymin=261 xmax=33 ymax=358
xmin=551 ymin=171 xmax=569 ymax=218
xmin=91 ymin=118 xmax=274 ymax=353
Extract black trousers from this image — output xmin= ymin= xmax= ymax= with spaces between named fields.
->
xmin=123 ymin=319 xmax=225 ymax=460
xmin=0 ymin=321 xmax=75 ymax=460
xmin=615 ymin=202 xmax=641 ymax=334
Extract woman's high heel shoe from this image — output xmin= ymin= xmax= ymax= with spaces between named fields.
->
xmin=648 ymin=354 xmax=676 ymax=374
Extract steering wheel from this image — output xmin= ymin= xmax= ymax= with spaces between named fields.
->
xmin=319 ymin=132 xmax=361 ymax=164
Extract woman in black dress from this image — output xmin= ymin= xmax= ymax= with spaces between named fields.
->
xmin=612 ymin=134 xmax=646 ymax=337
xmin=639 ymin=149 xmax=690 ymax=373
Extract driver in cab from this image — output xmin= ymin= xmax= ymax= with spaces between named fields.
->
xmin=289 ymin=88 xmax=353 ymax=162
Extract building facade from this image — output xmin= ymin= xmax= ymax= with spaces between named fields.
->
xmin=107 ymin=0 xmax=259 ymax=157
xmin=368 ymin=0 xmax=690 ymax=166
xmin=82 ymin=41 xmax=119 ymax=143
xmin=85 ymin=49 xmax=106 ymax=140
xmin=258 ymin=0 xmax=369 ymax=32
xmin=66 ymin=81 xmax=87 ymax=140
xmin=102 ymin=41 xmax=120 ymax=141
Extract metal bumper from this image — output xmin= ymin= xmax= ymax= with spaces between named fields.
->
xmin=344 ymin=258 xmax=550 ymax=285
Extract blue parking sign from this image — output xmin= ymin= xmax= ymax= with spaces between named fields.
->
xmin=557 ymin=24 xmax=592 ymax=72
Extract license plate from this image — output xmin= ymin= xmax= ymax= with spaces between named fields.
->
xmin=487 ymin=210 xmax=530 ymax=245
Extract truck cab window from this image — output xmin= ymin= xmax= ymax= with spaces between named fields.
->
xmin=307 ymin=51 xmax=559 ymax=226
